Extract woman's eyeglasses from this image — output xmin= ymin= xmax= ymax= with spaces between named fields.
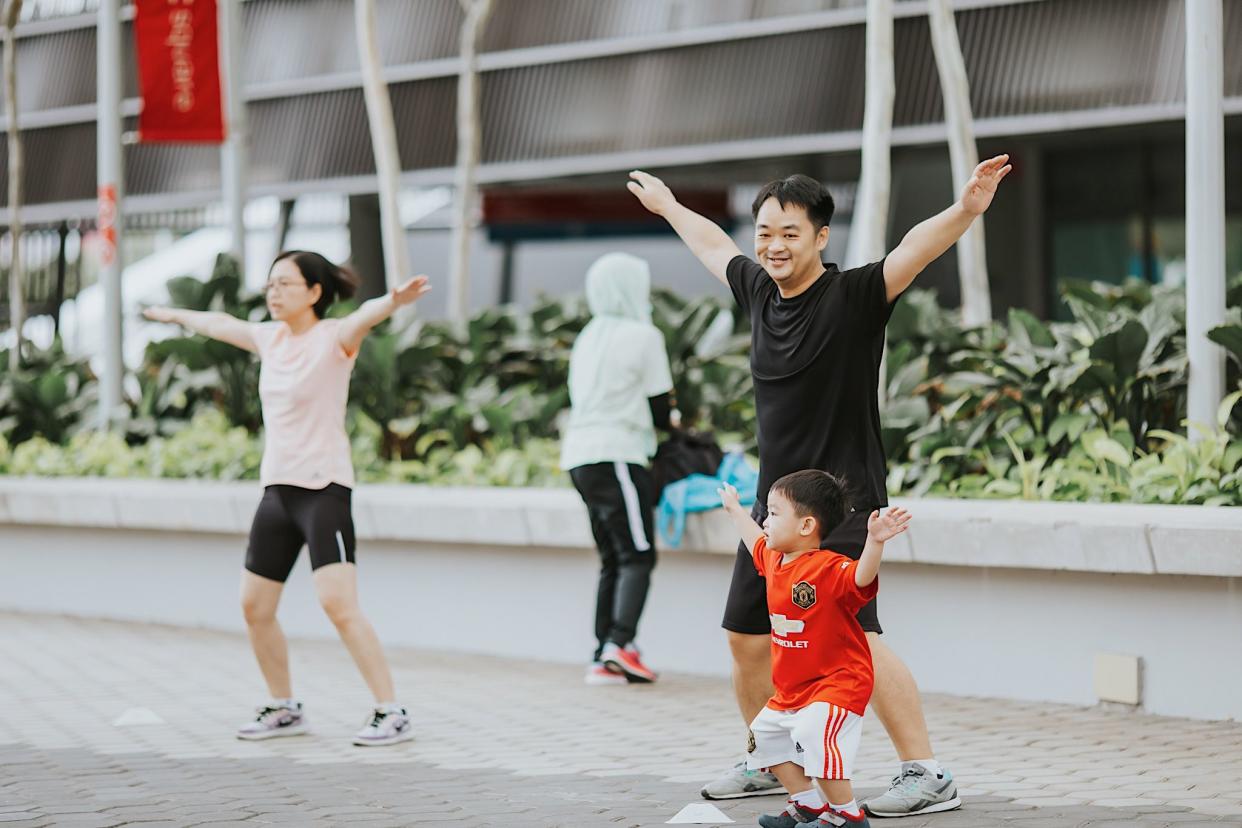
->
xmin=263 ymin=278 xmax=308 ymax=296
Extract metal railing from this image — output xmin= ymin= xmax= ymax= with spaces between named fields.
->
xmin=0 ymin=223 xmax=83 ymax=328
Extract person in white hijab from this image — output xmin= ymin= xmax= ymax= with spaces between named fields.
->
xmin=561 ymin=252 xmax=674 ymax=686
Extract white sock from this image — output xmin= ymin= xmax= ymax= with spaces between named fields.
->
xmin=273 ymin=698 xmax=298 ymax=709
xmin=908 ymin=758 xmax=943 ymax=776
xmin=829 ymin=798 xmax=861 ymax=816
xmin=791 ymin=787 xmax=826 ymax=809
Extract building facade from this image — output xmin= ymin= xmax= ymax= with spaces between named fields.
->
xmin=1 ymin=0 xmax=1239 ymax=319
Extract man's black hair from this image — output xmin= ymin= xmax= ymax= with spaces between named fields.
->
xmin=751 ymin=175 xmax=835 ymax=231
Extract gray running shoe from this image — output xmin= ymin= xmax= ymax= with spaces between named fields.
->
xmin=758 ymin=800 xmax=824 ymax=827
xmin=352 ymin=706 xmax=414 ymax=747
xmin=700 ymin=761 xmax=787 ymax=800
xmin=863 ymin=763 xmax=962 ymax=818
xmin=236 ymin=702 xmax=307 ymax=741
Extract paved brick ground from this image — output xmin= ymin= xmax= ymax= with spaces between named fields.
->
xmin=1 ymin=613 xmax=1240 ymax=827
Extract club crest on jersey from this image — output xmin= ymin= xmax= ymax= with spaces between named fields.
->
xmin=791 ymin=580 xmax=816 ymax=610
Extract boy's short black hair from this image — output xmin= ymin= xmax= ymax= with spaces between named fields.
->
xmin=751 ymin=175 xmax=836 ymax=232
xmin=769 ymin=470 xmax=850 ymax=540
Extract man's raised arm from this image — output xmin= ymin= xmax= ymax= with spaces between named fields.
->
xmin=627 ymin=170 xmax=742 ymax=286
xmin=883 ymin=154 xmax=1012 ymax=302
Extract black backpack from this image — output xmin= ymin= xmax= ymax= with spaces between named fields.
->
xmin=652 ymin=429 xmax=725 ymax=498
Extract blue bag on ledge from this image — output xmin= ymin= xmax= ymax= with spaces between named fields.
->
xmin=657 ymin=452 xmax=758 ymax=549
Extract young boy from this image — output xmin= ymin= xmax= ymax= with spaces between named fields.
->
xmin=719 ymin=470 xmax=910 ymax=827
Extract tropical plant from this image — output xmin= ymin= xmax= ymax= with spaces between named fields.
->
xmin=2 ymin=265 xmax=1240 ymax=506
xmin=882 ymin=277 xmax=1239 ymax=501
xmin=0 ymin=341 xmax=96 ymax=444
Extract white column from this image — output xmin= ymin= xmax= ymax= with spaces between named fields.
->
xmin=355 ymin=0 xmax=409 ymax=292
xmin=96 ymin=0 xmax=124 ymax=428
xmin=845 ymin=0 xmax=894 ymax=270
xmin=928 ymin=0 xmax=991 ymax=326
xmin=1185 ymin=0 xmax=1226 ymax=436
xmin=448 ymin=0 xmax=494 ymax=322
xmin=219 ymin=0 xmax=247 ymax=273
xmin=847 ymin=0 xmax=896 ymax=407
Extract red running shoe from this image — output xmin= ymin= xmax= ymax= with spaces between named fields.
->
xmin=600 ymin=642 xmax=657 ymax=683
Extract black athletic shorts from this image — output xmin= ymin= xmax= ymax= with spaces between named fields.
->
xmin=245 ymin=484 xmax=357 ymax=583
xmin=722 ymin=504 xmax=882 ymax=635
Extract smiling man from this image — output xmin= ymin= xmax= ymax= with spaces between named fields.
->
xmin=627 ymin=157 xmax=1010 ymax=818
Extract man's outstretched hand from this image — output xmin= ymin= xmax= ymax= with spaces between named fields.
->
xmin=960 ymin=154 xmax=1012 ymax=216
xmin=627 ymin=170 xmax=678 ymax=216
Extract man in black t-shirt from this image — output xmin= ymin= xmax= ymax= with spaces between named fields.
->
xmin=628 ymin=157 xmax=1010 ymax=818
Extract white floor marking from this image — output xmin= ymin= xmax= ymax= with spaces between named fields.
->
xmin=667 ymin=802 xmax=734 ymax=824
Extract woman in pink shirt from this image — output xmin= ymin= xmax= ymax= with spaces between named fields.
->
xmin=144 ymin=251 xmax=429 ymax=747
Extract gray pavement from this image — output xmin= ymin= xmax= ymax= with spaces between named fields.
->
xmin=1 ymin=613 xmax=1240 ymax=827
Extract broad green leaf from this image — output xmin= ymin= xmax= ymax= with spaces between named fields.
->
xmin=1207 ymin=323 xmax=1242 ymax=367
xmin=1048 ymin=413 xmax=1091 ymax=446
xmin=1008 ymin=308 xmax=1055 ymax=349
xmin=1216 ymin=389 xmax=1242 ymax=430
xmin=1088 ymin=320 xmax=1148 ymax=383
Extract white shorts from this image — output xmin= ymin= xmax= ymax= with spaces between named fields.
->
xmin=746 ymin=702 xmax=864 ymax=780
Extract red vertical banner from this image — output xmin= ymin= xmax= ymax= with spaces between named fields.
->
xmin=133 ymin=0 xmax=226 ymax=143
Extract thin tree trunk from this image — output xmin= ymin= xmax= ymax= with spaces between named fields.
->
xmin=448 ymin=0 xmax=493 ymax=323
xmin=4 ymin=0 xmax=24 ymax=372
xmin=928 ymin=0 xmax=991 ymax=326
xmin=846 ymin=0 xmax=893 ymax=271
xmin=354 ymin=0 xmax=409 ymax=294
xmin=847 ymin=0 xmax=894 ymax=405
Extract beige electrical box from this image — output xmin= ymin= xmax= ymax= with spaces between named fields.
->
xmin=1094 ymin=653 xmax=1142 ymax=706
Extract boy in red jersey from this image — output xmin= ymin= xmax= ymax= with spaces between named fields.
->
xmin=719 ymin=470 xmax=910 ymax=828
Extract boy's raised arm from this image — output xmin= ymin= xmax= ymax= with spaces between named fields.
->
xmin=718 ymin=482 xmax=763 ymax=555
xmin=856 ymin=506 xmax=910 ymax=587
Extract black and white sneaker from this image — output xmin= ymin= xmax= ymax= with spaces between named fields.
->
xmin=236 ymin=702 xmax=308 ymax=741
xmin=352 ymin=705 xmax=414 ymax=747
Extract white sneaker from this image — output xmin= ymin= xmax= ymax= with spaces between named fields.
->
xmin=585 ymin=661 xmax=628 ymax=686
xmin=236 ymin=702 xmax=308 ymax=741
xmin=352 ymin=705 xmax=414 ymax=747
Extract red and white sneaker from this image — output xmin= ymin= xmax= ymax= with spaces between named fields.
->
xmin=584 ymin=661 xmax=628 ymax=686
xmin=600 ymin=642 xmax=657 ymax=683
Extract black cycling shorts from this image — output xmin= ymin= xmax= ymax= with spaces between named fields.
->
xmin=245 ymin=484 xmax=356 ymax=583
xmin=722 ymin=504 xmax=882 ymax=635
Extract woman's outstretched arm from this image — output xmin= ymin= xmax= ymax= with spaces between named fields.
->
xmin=337 ymin=276 xmax=431 ymax=354
xmin=143 ymin=307 xmax=258 ymax=353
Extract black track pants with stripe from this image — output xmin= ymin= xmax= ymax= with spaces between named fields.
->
xmin=569 ymin=462 xmax=658 ymax=661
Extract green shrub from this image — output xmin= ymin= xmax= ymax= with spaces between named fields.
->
xmin=10 ymin=431 xmax=141 ymax=478
xmin=3 ymin=263 xmax=1240 ymax=505
xmin=143 ymin=410 xmax=263 ymax=480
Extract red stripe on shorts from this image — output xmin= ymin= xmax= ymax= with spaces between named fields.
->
xmin=823 ymin=705 xmax=846 ymax=778
xmin=830 ymin=706 xmax=845 ymax=779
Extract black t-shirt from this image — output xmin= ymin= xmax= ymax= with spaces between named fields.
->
xmin=726 ymin=255 xmax=896 ymax=510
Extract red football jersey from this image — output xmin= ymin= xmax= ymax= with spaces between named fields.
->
xmin=752 ymin=536 xmax=878 ymax=715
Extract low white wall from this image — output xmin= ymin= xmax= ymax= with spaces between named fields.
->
xmin=1 ymin=478 xmax=1240 ymax=721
